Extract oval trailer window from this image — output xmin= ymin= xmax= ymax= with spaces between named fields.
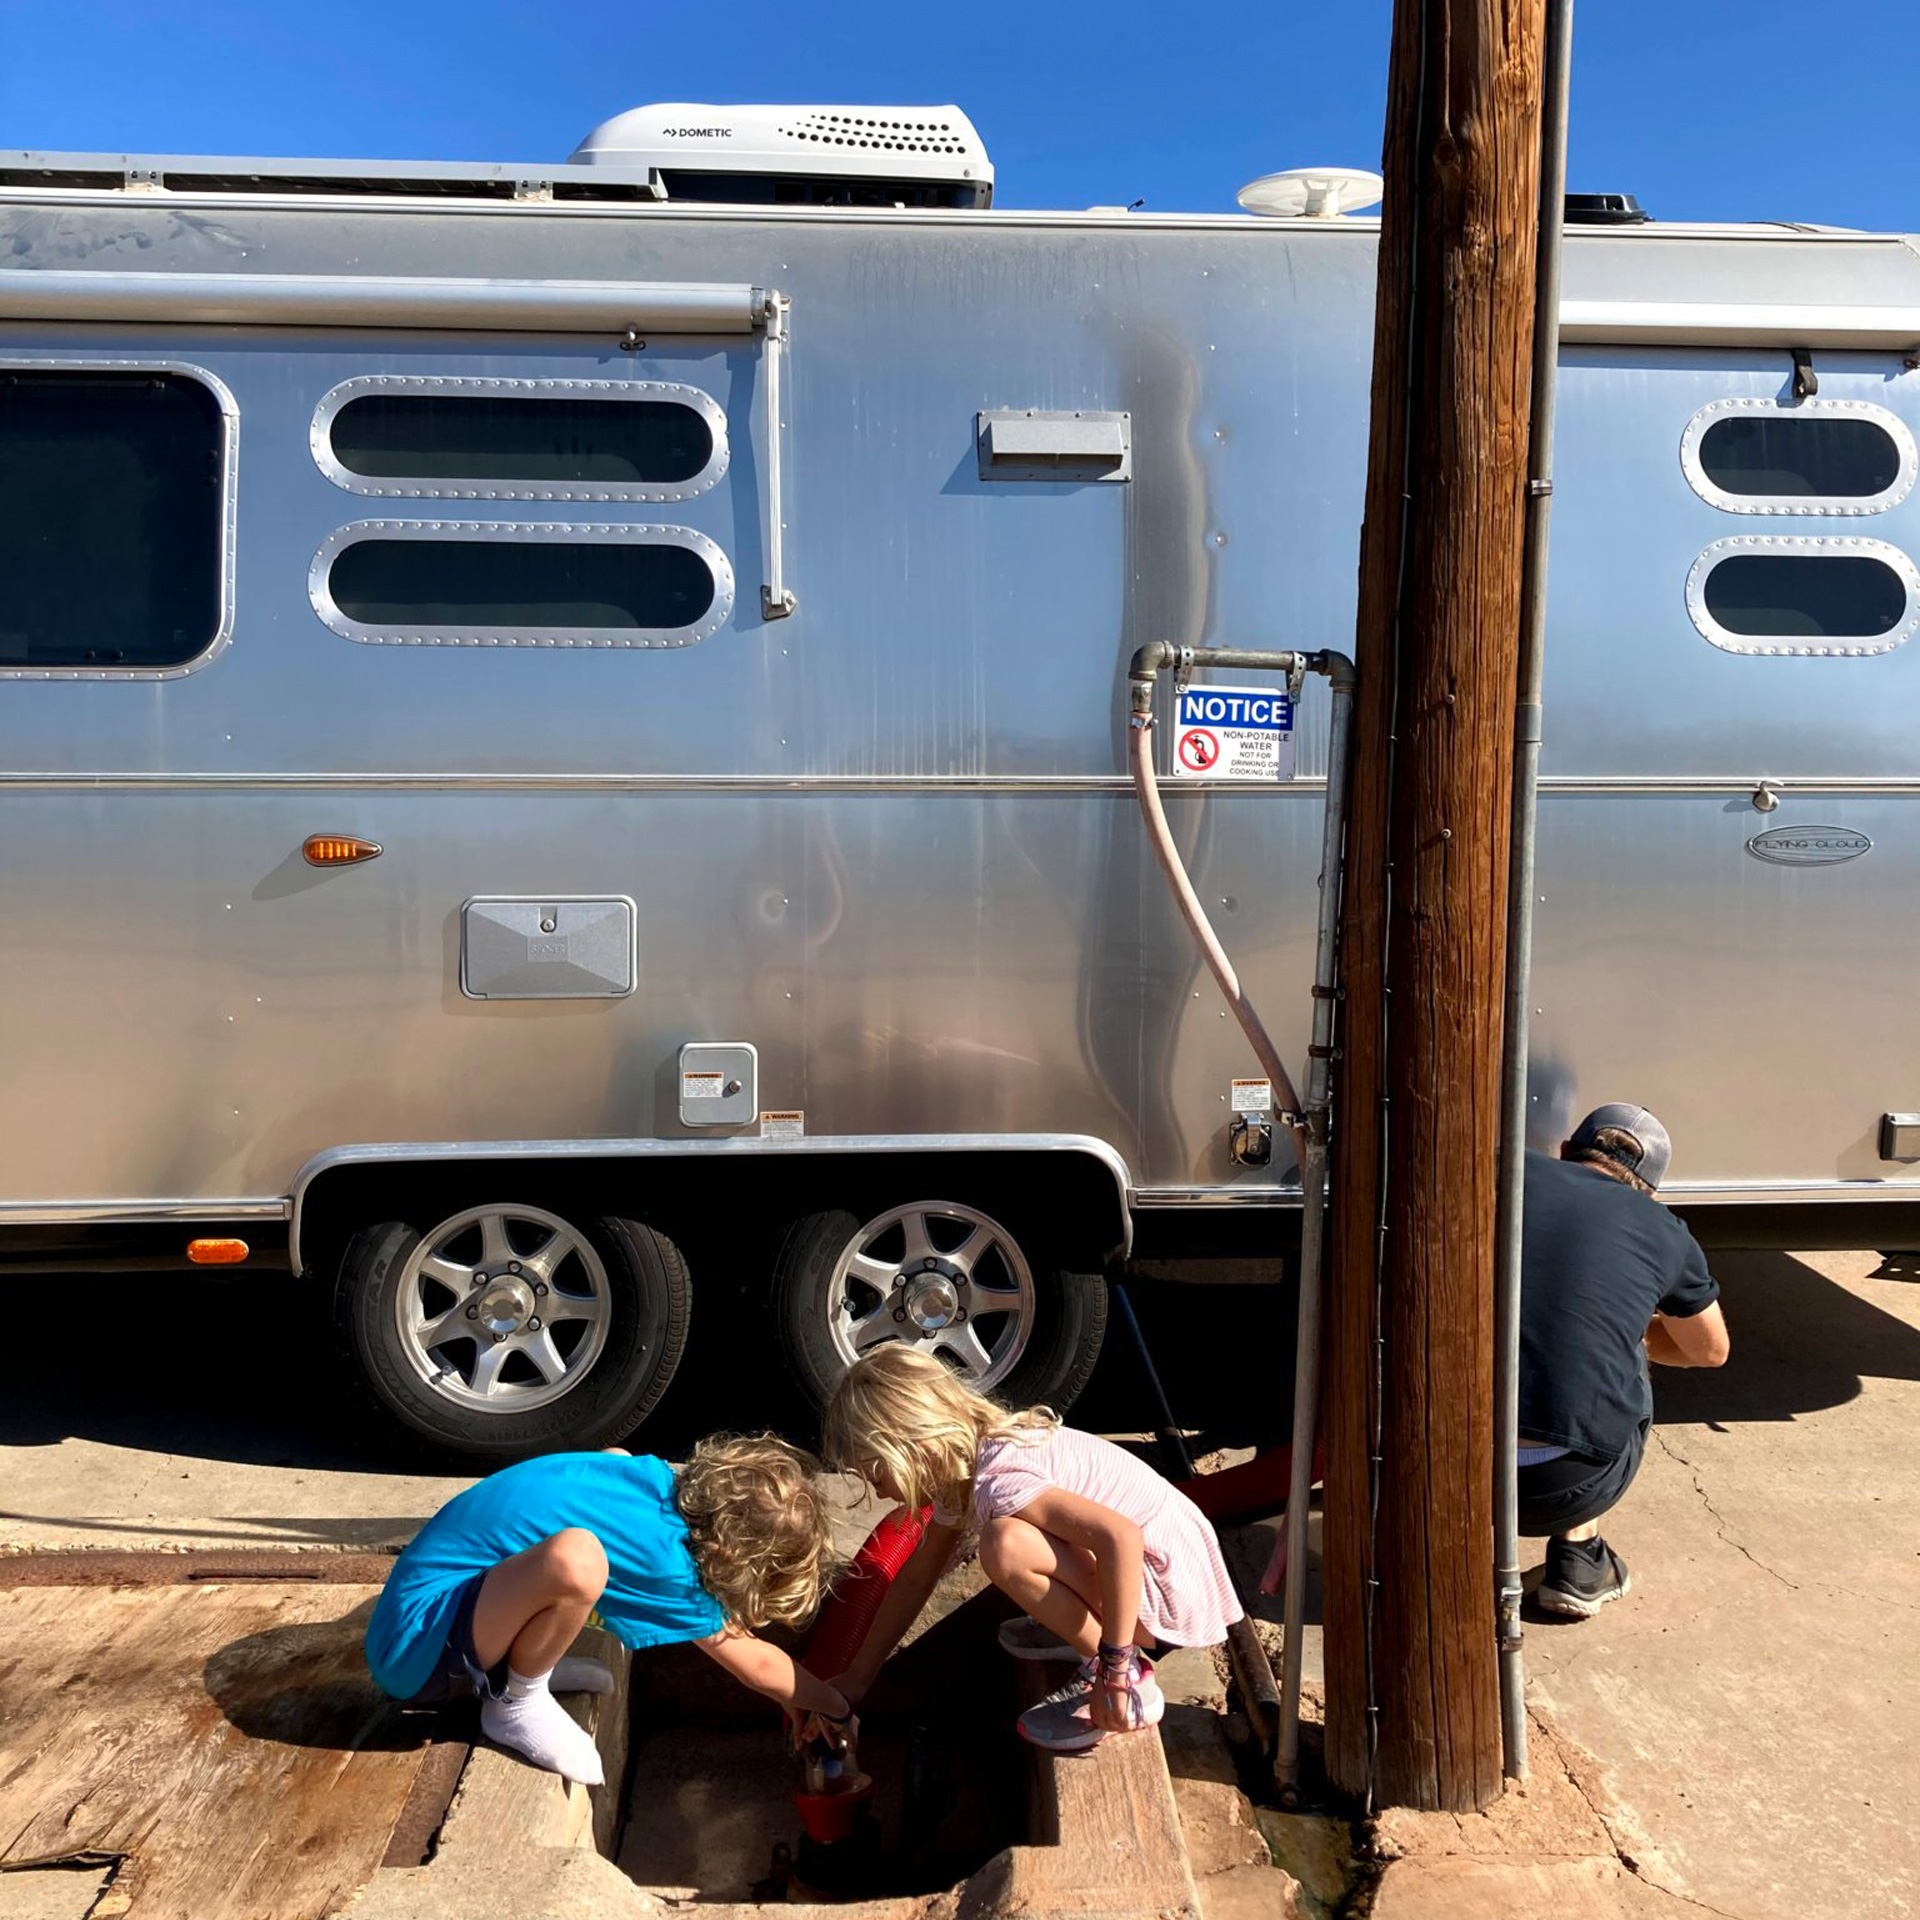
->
xmin=329 ymin=535 xmax=718 ymax=632
xmin=1698 ymin=415 xmax=1902 ymax=500
xmin=331 ymin=393 xmax=715 ymax=488
xmin=1687 ymin=539 xmax=1920 ymax=657
xmin=1682 ymin=399 xmax=1917 ymax=516
xmin=1702 ymin=554 xmax=1907 ymax=638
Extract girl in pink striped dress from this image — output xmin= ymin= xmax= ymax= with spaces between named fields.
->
xmin=821 ymin=1346 xmax=1243 ymax=1752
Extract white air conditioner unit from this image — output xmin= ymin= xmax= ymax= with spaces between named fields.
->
xmin=570 ymin=103 xmax=993 ymax=206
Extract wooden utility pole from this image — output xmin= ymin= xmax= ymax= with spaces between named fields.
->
xmin=1321 ymin=0 xmax=1551 ymax=1810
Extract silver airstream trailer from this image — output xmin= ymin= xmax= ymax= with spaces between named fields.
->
xmin=3 ymin=105 xmax=1917 ymax=1455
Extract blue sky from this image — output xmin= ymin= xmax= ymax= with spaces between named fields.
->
xmin=2 ymin=0 xmax=1914 ymax=231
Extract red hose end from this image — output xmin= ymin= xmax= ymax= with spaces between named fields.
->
xmin=795 ymin=1781 xmax=874 ymax=1845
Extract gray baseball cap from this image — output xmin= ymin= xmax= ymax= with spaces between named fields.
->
xmin=1567 ymin=1103 xmax=1672 ymax=1189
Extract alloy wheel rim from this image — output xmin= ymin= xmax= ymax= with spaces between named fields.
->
xmin=826 ymin=1200 xmax=1035 ymax=1390
xmin=394 ymin=1203 xmax=611 ymax=1413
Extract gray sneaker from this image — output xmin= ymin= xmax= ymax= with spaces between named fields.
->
xmin=1538 ymin=1538 xmax=1632 ymax=1618
xmin=1017 ymin=1658 xmax=1164 ymax=1753
xmin=997 ymin=1616 xmax=1079 ymax=1662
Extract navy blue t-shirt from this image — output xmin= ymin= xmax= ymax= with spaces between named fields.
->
xmin=1519 ymin=1151 xmax=1719 ymax=1459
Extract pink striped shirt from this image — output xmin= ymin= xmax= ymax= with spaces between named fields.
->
xmin=952 ymin=1425 xmax=1243 ymax=1649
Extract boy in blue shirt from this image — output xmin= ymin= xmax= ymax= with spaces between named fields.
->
xmin=367 ymin=1434 xmax=851 ymax=1783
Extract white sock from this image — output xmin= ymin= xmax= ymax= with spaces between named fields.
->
xmin=550 ymin=1656 xmax=615 ymax=1696
xmin=481 ymin=1668 xmax=605 ymax=1785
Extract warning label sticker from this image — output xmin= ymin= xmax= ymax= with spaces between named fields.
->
xmin=681 ymin=1073 xmax=725 ymax=1100
xmin=1173 ymin=685 xmax=1294 ymax=781
xmin=760 ymin=1110 xmax=805 ymax=1141
xmin=1231 ymin=1078 xmax=1274 ymax=1115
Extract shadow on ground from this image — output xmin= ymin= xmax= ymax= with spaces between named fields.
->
xmin=9 ymin=1249 xmax=1888 ymax=1483
xmin=203 ymin=1598 xmax=448 ymax=1752
xmin=1651 ymin=1248 xmax=1920 ymax=1429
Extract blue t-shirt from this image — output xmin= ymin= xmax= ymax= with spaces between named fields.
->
xmin=365 ymin=1452 xmax=728 ymax=1700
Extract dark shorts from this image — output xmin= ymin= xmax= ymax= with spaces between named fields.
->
xmin=401 ymin=1573 xmax=510 ymax=1706
xmin=1516 ymin=1416 xmax=1649 ymax=1537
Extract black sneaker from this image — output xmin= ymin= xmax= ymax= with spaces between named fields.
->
xmin=1538 ymin=1537 xmax=1631 ymax=1618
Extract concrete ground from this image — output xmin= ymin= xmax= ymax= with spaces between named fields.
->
xmin=1516 ymin=1247 xmax=1920 ymax=1920
xmin=3 ymin=1252 xmax=1913 ymax=1920
xmin=0 ymin=1268 xmax=468 ymax=1553
xmin=1208 ymin=1249 xmax=1920 ymax=1920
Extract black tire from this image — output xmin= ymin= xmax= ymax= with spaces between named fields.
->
xmin=772 ymin=1201 xmax=1107 ymax=1417
xmin=336 ymin=1209 xmax=690 ymax=1462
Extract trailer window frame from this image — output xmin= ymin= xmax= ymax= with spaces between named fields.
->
xmin=1680 ymin=397 xmax=1917 ymax=517
xmin=310 ymin=374 xmax=731 ymax=504
xmin=0 ymin=357 xmax=238 ymax=683
xmin=310 ymin=519 xmax=735 ymax=649
xmin=1685 ymin=534 xmax=1920 ymax=656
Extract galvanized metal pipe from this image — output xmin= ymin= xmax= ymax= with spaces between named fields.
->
xmin=1275 ymin=648 xmax=1355 ymax=1796
xmin=1494 ymin=0 xmax=1576 ymax=1784
xmin=1125 ymin=641 xmax=1355 ymax=1790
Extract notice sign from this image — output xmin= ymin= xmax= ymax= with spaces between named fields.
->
xmin=1173 ymin=685 xmax=1294 ymax=781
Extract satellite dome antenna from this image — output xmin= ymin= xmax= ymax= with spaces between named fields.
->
xmin=1237 ymin=166 xmax=1384 ymax=218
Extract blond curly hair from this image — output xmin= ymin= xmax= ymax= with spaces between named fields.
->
xmin=821 ymin=1346 xmax=1057 ymax=1521
xmin=674 ymin=1433 xmax=834 ymax=1633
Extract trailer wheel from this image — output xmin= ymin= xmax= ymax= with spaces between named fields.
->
xmin=772 ymin=1201 xmax=1106 ymax=1415
xmin=336 ymin=1204 xmax=689 ymax=1461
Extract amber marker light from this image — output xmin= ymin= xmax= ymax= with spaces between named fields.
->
xmin=188 ymin=1238 xmax=250 ymax=1266
xmin=303 ymin=834 xmax=382 ymax=868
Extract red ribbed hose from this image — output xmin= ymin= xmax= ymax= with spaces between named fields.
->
xmin=804 ymin=1504 xmax=930 ymax=1680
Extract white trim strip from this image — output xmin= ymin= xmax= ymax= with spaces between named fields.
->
xmin=4 ymin=772 xmax=1920 ymax=796
xmin=1131 ymin=1180 xmax=1920 ymax=1210
xmin=1563 ymin=299 xmax=1920 ymax=349
xmin=0 ymin=1199 xmax=291 ymax=1224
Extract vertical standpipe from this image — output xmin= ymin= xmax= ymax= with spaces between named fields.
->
xmin=1493 ymin=0 xmax=1575 ymax=1785
xmin=1126 ymin=643 xmax=1356 ymax=1793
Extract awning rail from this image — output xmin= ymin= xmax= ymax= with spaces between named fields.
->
xmin=0 ymin=270 xmax=768 ymax=335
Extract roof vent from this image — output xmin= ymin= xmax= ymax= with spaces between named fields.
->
xmin=1237 ymin=167 xmax=1384 ymax=219
xmin=569 ymin=103 xmax=993 ymax=208
xmin=1565 ymin=192 xmax=1650 ymax=226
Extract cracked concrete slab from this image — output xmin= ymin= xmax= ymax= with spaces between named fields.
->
xmin=1519 ymin=1249 xmax=1920 ymax=1920
xmin=1371 ymin=1853 xmax=1712 ymax=1919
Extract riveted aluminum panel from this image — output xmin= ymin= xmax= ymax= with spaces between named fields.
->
xmin=1 ymin=189 xmax=1918 ymax=1214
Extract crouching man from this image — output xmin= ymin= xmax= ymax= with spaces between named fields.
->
xmin=1521 ymin=1104 xmax=1730 ymax=1618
